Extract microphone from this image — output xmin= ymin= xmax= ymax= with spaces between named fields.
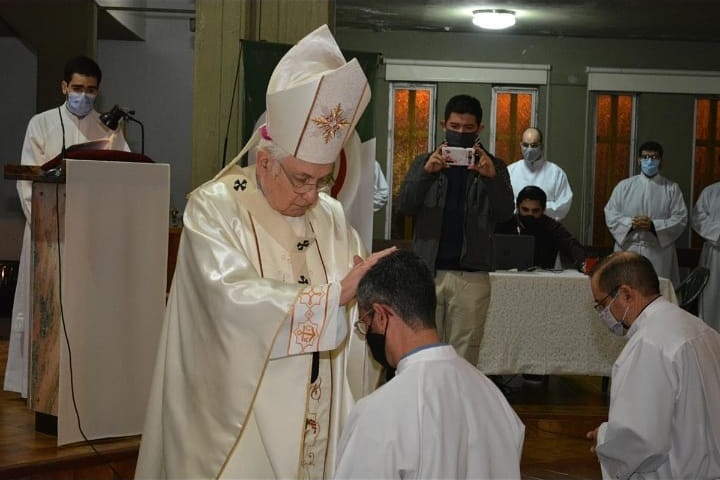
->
xmin=99 ymin=104 xmax=145 ymax=154
xmin=100 ymin=105 xmax=135 ymax=130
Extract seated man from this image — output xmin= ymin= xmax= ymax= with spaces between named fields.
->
xmin=334 ymin=249 xmax=525 ymax=479
xmin=496 ymin=185 xmax=586 ymax=271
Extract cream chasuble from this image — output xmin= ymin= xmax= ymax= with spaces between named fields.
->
xmin=135 ymin=166 xmax=379 ymax=479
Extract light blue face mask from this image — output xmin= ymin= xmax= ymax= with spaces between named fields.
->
xmin=66 ymin=92 xmax=96 ymax=118
xmin=640 ymin=156 xmax=660 ymax=177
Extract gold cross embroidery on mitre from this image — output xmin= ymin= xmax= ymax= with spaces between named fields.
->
xmin=311 ymin=103 xmax=351 ymax=143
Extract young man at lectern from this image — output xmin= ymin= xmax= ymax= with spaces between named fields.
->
xmin=4 ymin=55 xmax=129 ymax=398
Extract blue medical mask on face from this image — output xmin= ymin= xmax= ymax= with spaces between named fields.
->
xmin=66 ymin=92 xmax=96 ymax=118
xmin=640 ymin=157 xmax=660 ymax=177
xmin=445 ymin=130 xmax=477 ymax=148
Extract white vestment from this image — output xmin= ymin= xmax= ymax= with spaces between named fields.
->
xmin=692 ymin=181 xmax=720 ymax=331
xmin=372 ymin=160 xmax=389 ymax=212
xmin=335 ymin=344 xmax=525 ymax=479
xmin=604 ymin=174 xmax=687 ymax=286
xmin=4 ymin=104 xmax=128 ymax=397
xmin=508 ymin=159 xmax=573 ymax=220
xmin=595 ymin=297 xmax=720 ymax=480
xmin=135 ymin=165 xmax=380 ymax=479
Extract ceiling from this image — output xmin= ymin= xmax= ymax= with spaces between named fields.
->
xmin=3 ymin=1 xmax=718 ymax=44
xmin=334 ymin=0 xmax=720 ymax=43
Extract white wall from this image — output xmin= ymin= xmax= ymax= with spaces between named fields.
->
xmin=0 ymin=38 xmax=36 ymax=260
xmin=99 ymin=12 xmax=194 ymax=215
xmin=0 ymin=13 xmax=195 ymax=261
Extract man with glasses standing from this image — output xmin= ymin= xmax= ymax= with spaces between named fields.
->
xmin=135 ymin=25 xmax=394 ymax=479
xmin=335 ymin=249 xmax=524 ymax=479
xmin=4 ymin=55 xmax=128 ymax=398
xmin=604 ymin=140 xmax=688 ymax=286
xmin=586 ymin=251 xmax=720 ymax=479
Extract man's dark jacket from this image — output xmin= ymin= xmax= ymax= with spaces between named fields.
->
xmin=398 ymin=150 xmax=515 ymax=272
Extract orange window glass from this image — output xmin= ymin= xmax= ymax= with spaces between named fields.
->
xmin=693 ymin=98 xmax=720 ymax=247
xmin=494 ymin=92 xmax=533 ymax=164
xmin=391 ymin=88 xmax=431 ymax=240
xmin=593 ymin=94 xmax=634 ymax=247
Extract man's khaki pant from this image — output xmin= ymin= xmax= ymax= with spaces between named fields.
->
xmin=434 ymin=270 xmax=491 ymax=368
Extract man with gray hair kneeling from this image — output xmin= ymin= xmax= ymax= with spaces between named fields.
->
xmin=587 ymin=251 xmax=720 ymax=479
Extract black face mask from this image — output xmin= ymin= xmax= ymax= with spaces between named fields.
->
xmin=519 ymin=215 xmax=541 ymax=231
xmin=366 ymin=331 xmax=391 ymax=370
xmin=445 ymin=130 xmax=477 ymax=148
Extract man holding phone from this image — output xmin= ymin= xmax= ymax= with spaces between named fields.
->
xmin=398 ymin=94 xmax=515 ymax=369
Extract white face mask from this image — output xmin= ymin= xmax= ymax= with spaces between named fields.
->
xmin=521 ymin=145 xmax=543 ymax=170
xmin=598 ymin=292 xmax=629 ymax=336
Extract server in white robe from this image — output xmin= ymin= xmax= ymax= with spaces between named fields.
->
xmin=508 ymin=127 xmax=573 ymax=220
xmin=135 ymin=25 xmax=389 ymax=480
xmin=4 ymin=55 xmax=128 ymax=397
xmin=372 ymin=160 xmax=389 ymax=212
xmin=335 ymin=250 xmax=524 ymax=479
xmin=604 ymin=141 xmax=687 ymax=286
xmin=587 ymin=251 xmax=720 ymax=480
xmin=692 ymin=181 xmax=720 ymax=330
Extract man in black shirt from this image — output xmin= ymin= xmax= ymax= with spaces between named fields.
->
xmin=496 ymin=185 xmax=586 ymax=272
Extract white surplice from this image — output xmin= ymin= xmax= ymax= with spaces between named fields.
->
xmin=595 ymin=297 xmax=720 ymax=480
xmin=508 ymin=159 xmax=573 ymax=220
xmin=335 ymin=345 xmax=525 ymax=479
xmin=4 ymin=104 xmax=128 ymax=397
xmin=604 ymin=174 xmax=688 ymax=286
xmin=135 ymin=165 xmax=380 ymax=480
xmin=692 ymin=181 xmax=720 ymax=331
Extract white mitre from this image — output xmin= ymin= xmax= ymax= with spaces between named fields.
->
xmin=265 ymin=24 xmax=370 ymax=164
xmin=217 ymin=24 xmax=371 ymax=176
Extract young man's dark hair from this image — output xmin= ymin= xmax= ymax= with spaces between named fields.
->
xmin=358 ymin=249 xmax=437 ymax=330
xmin=443 ymin=94 xmax=483 ymax=122
xmin=516 ymin=185 xmax=547 ymax=209
xmin=64 ymin=55 xmax=102 ymax=84
xmin=638 ymin=140 xmax=663 ymax=158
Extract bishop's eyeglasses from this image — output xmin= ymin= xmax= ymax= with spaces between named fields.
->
xmin=277 ymin=161 xmax=335 ymax=194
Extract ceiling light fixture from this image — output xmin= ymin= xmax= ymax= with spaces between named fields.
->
xmin=472 ymin=9 xmax=516 ymax=30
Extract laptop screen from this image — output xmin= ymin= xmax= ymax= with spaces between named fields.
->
xmin=491 ymin=233 xmax=535 ymax=271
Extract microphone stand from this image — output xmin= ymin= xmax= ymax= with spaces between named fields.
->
xmin=101 ymin=105 xmax=145 ymax=154
xmin=124 ymin=114 xmax=145 ymax=155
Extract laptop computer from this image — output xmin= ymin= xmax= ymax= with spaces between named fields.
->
xmin=491 ymin=233 xmax=535 ymax=271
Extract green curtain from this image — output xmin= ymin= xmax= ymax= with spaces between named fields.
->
xmin=241 ymin=39 xmax=380 ymax=155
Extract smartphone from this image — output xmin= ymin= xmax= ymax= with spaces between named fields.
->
xmin=441 ymin=146 xmax=476 ymax=166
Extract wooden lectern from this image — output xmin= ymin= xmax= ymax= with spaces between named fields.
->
xmin=4 ymin=156 xmax=169 ymax=445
